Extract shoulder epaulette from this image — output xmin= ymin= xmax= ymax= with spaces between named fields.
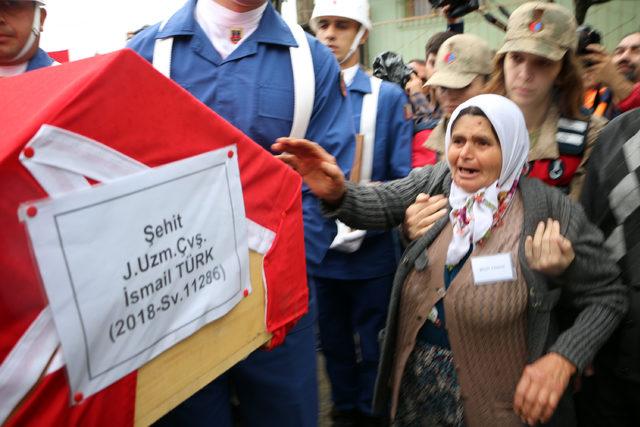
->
xmin=556 ymin=117 xmax=590 ymax=156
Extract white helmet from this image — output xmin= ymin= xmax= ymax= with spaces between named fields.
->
xmin=309 ymin=0 xmax=372 ymax=32
xmin=310 ymin=0 xmax=371 ymax=65
xmin=9 ymin=0 xmax=46 ymax=62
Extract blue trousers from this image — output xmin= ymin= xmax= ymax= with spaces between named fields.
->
xmin=314 ymin=274 xmax=394 ymax=415
xmin=154 ymin=278 xmax=318 ymax=427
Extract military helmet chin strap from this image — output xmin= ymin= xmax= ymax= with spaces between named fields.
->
xmin=11 ymin=4 xmax=41 ymax=62
xmin=338 ymin=25 xmax=366 ymax=65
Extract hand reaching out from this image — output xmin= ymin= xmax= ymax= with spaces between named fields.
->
xmin=272 ymin=138 xmax=346 ymax=205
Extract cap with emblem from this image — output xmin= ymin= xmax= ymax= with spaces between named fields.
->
xmin=497 ymin=1 xmax=577 ymax=61
xmin=425 ymin=33 xmax=493 ymax=89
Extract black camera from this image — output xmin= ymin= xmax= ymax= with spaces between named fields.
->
xmin=372 ymin=52 xmax=414 ymax=88
xmin=577 ymin=25 xmax=602 ymax=56
xmin=428 ymin=0 xmax=479 ymax=19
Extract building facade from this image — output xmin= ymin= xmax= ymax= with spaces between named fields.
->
xmin=366 ymin=0 xmax=640 ymax=66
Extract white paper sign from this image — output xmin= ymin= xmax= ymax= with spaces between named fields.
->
xmin=470 ymin=253 xmax=515 ymax=285
xmin=21 ymin=146 xmax=250 ymax=402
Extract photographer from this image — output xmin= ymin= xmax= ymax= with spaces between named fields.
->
xmin=404 ymin=2 xmax=470 ymax=127
xmin=578 ymin=26 xmax=617 ymax=119
xmin=405 ymin=31 xmax=456 ymax=130
xmin=583 ymin=31 xmax=640 ymax=113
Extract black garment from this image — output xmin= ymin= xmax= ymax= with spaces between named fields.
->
xmin=576 ymin=364 xmax=640 ymax=427
xmin=579 ymin=109 xmax=640 ymax=426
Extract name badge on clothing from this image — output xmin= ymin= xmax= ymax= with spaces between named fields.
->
xmin=471 ymin=253 xmax=515 ymax=285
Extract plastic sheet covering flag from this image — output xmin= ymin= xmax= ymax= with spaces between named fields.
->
xmin=0 ymin=49 xmax=308 ymax=426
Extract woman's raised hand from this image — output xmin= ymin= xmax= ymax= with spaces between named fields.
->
xmin=525 ymin=219 xmax=575 ymax=276
xmin=272 ymin=138 xmax=346 ymax=205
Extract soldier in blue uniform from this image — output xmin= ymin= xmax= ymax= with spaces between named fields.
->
xmin=309 ymin=0 xmax=412 ymax=424
xmin=128 ymin=1 xmax=354 ymax=426
xmin=0 ymin=0 xmax=53 ymax=76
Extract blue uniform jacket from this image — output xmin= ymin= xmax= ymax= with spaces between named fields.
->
xmin=27 ymin=48 xmax=54 ymax=71
xmin=127 ymin=0 xmax=355 ymax=271
xmin=317 ymin=67 xmax=412 ymax=280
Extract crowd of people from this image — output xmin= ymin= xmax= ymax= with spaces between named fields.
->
xmin=2 ymin=0 xmax=640 ymax=426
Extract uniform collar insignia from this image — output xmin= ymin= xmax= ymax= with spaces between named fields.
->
xmin=230 ymin=28 xmax=243 ymax=44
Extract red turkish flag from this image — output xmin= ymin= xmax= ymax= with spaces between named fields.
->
xmin=0 ymin=49 xmax=307 ymax=426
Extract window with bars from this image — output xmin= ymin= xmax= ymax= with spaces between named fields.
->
xmin=406 ymin=0 xmax=434 ymax=17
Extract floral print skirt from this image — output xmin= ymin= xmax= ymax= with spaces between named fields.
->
xmin=394 ymin=341 xmax=464 ymax=427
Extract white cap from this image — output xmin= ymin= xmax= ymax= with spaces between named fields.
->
xmin=309 ymin=0 xmax=372 ymax=32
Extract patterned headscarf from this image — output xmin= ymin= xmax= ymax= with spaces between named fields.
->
xmin=444 ymin=94 xmax=530 ymax=266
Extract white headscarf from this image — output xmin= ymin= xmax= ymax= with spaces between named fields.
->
xmin=444 ymin=94 xmax=530 ymax=266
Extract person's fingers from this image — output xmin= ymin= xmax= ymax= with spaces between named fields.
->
xmin=540 ymin=218 xmax=555 ymax=268
xmin=405 ymin=199 xmax=426 ymax=224
xmin=418 ymin=207 xmax=448 ymax=230
xmin=558 ymin=236 xmax=575 ymax=271
xmin=550 ymin=220 xmax=563 ymax=256
xmin=416 ymin=193 xmax=445 ymax=205
xmin=273 ymin=138 xmax=314 ymax=158
xmin=407 ymin=195 xmax=447 ymax=225
xmin=552 ymin=220 xmax=562 ymax=243
xmin=558 ymin=236 xmax=571 ymax=253
xmin=581 ymin=53 xmax=605 ymax=65
xmin=271 ymin=137 xmax=289 ymax=152
xmin=525 ymin=235 xmax=534 ymax=266
xmin=540 ymin=390 xmax=559 ymax=423
xmin=513 ymin=370 xmax=531 ymax=419
xmin=550 ymin=221 xmax=567 ymax=260
xmin=274 ymin=138 xmax=336 ymax=163
xmin=275 ymin=153 xmax=292 ymax=162
xmin=318 ymin=160 xmax=344 ymax=182
xmin=415 ymin=197 xmax=448 ymax=220
xmin=415 ymin=192 xmax=430 ymax=203
xmin=540 ymin=219 xmax=554 ymax=263
xmin=585 ymin=43 xmax=606 ymax=53
xmin=521 ymin=378 xmax=541 ymax=425
xmin=528 ymin=386 xmax=549 ymax=425
xmin=276 ymin=153 xmax=300 ymax=171
xmin=532 ymin=221 xmax=545 ymax=262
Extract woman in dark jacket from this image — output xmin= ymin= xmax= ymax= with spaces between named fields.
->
xmin=274 ymin=94 xmax=627 ymax=426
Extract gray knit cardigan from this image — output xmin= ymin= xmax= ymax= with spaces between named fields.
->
xmin=324 ymin=162 xmax=628 ymax=425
